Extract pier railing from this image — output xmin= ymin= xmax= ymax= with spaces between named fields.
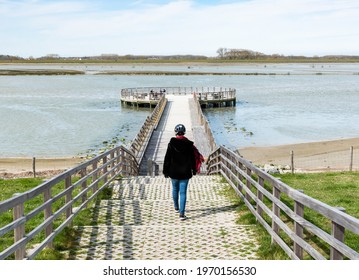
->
xmin=192 ymin=93 xmax=217 ymax=152
xmin=207 ymin=146 xmax=359 ymax=260
xmin=121 ymin=86 xmax=236 ymax=107
xmin=129 ymin=95 xmax=167 ymax=164
xmin=0 ymin=145 xmax=138 ymax=260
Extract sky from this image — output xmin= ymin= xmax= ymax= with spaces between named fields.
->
xmin=1 ymin=0 xmax=359 ymax=58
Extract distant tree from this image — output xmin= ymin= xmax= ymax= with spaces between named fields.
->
xmin=217 ymin=48 xmax=266 ymax=60
xmin=216 ymin=48 xmax=227 ymax=58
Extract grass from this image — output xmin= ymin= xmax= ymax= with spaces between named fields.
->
xmin=275 ymin=172 xmax=359 ymax=258
xmin=218 ymin=180 xmax=289 ymax=260
xmin=218 ymin=172 xmax=359 ymax=260
xmin=0 ymin=178 xmax=45 ymax=201
xmin=0 ymin=177 xmax=112 ymax=260
xmin=35 ymin=183 xmax=113 ymax=260
xmin=274 ymin=172 xmax=359 ymax=219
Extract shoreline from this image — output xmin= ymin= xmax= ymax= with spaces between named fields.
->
xmin=0 ymin=157 xmax=83 ymax=179
xmin=238 ymin=137 xmax=359 ymax=171
xmin=1 ymin=137 xmax=358 ymax=178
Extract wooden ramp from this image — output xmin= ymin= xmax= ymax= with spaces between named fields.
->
xmin=139 ymin=94 xmax=211 ymax=175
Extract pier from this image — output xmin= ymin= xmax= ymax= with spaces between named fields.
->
xmin=1 ymin=87 xmax=358 ymax=261
xmin=120 ymin=87 xmax=236 ymax=108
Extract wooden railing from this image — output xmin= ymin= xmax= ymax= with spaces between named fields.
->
xmin=0 ymin=95 xmax=168 ymax=260
xmin=121 ymin=86 xmax=236 ymax=100
xmin=192 ymin=93 xmax=217 ymax=152
xmin=207 ymin=146 xmax=359 ymax=260
xmin=0 ymin=146 xmax=138 ymax=260
xmin=129 ymin=95 xmax=167 ymax=164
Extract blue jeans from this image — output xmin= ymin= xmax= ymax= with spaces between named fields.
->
xmin=171 ymin=179 xmax=189 ymax=215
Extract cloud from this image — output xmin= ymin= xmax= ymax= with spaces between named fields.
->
xmin=1 ymin=0 xmax=359 ymax=57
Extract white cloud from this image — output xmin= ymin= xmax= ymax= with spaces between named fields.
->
xmin=1 ymin=0 xmax=359 ymax=57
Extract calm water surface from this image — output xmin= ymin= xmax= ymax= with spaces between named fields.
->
xmin=0 ymin=63 xmax=358 ymax=157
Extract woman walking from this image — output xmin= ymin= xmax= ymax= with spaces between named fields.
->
xmin=163 ymin=124 xmax=197 ymax=220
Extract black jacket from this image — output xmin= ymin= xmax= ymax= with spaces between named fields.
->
xmin=163 ymin=137 xmax=196 ymax=180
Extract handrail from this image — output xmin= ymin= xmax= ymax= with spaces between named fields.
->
xmin=129 ymin=95 xmax=167 ymax=165
xmin=192 ymin=93 xmax=217 ymax=152
xmin=207 ymin=146 xmax=359 ymax=260
xmin=0 ymin=145 xmax=138 ymax=260
xmin=121 ymin=86 xmax=236 ymax=100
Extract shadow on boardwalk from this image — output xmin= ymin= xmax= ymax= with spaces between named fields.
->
xmin=67 ymin=175 xmax=259 ymax=260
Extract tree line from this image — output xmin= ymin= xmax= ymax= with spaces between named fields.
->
xmin=216 ymin=48 xmax=359 ymax=60
xmin=1 ymin=49 xmax=359 ymax=62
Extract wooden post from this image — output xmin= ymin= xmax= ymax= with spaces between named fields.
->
xmin=349 ymin=146 xmax=353 ymax=172
xmin=290 ymin=151 xmax=294 ymax=174
xmin=81 ymin=168 xmax=87 ymax=203
xmin=65 ymin=175 xmax=72 ymax=219
xmin=216 ymin=150 xmax=220 ymax=174
xmin=294 ymin=190 xmax=304 ymax=259
xmin=330 ymin=207 xmax=346 ymax=260
xmin=237 ymin=161 xmax=243 ymax=182
xmin=147 ymin=158 xmax=153 ymax=177
xmin=13 ymin=193 xmax=25 ymax=260
xmin=245 ymin=168 xmax=252 ymax=202
xmin=92 ymin=161 xmax=98 ymax=193
xmin=110 ymin=151 xmax=115 ymax=178
xmin=103 ymin=156 xmax=108 ymax=184
xmin=272 ymin=186 xmax=281 ymax=244
xmin=115 ymin=147 xmax=120 ymax=174
xmin=120 ymin=149 xmax=125 ymax=176
xmin=257 ymin=176 xmax=264 ymax=219
xmin=32 ymin=157 xmax=36 ymax=178
xmin=44 ymin=188 xmax=53 ymax=249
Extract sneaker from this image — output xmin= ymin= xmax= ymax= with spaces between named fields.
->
xmin=175 ymin=208 xmax=179 ymax=213
xmin=179 ymin=214 xmax=188 ymax=221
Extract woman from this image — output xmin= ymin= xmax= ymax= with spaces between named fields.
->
xmin=163 ymin=124 xmax=197 ymax=220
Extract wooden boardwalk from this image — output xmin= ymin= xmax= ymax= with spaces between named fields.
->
xmin=139 ymin=94 xmax=211 ymax=175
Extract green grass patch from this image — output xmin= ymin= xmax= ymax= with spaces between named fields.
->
xmin=0 ymin=176 xmax=112 ymax=260
xmin=0 ymin=178 xmax=44 ymax=201
xmin=274 ymin=172 xmax=359 ymax=219
xmin=218 ymin=172 xmax=359 ymax=260
xmin=275 ymin=172 xmax=359 ymax=257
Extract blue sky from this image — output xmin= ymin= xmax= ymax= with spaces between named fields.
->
xmin=1 ymin=0 xmax=358 ymax=58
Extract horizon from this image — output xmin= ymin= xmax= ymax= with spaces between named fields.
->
xmin=1 ymin=0 xmax=359 ymax=58
xmin=3 ymin=51 xmax=359 ymax=60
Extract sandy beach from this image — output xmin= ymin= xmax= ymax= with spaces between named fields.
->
xmin=238 ymin=137 xmax=359 ymax=172
xmin=0 ymin=157 xmax=83 ymax=179
xmin=0 ymin=137 xmax=358 ymax=179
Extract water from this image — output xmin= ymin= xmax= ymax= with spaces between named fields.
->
xmin=0 ymin=75 xmax=150 ymax=157
xmin=0 ymin=63 xmax=358 ymax=157
xmin=205 ymin=74 xmax=359 ymax=148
